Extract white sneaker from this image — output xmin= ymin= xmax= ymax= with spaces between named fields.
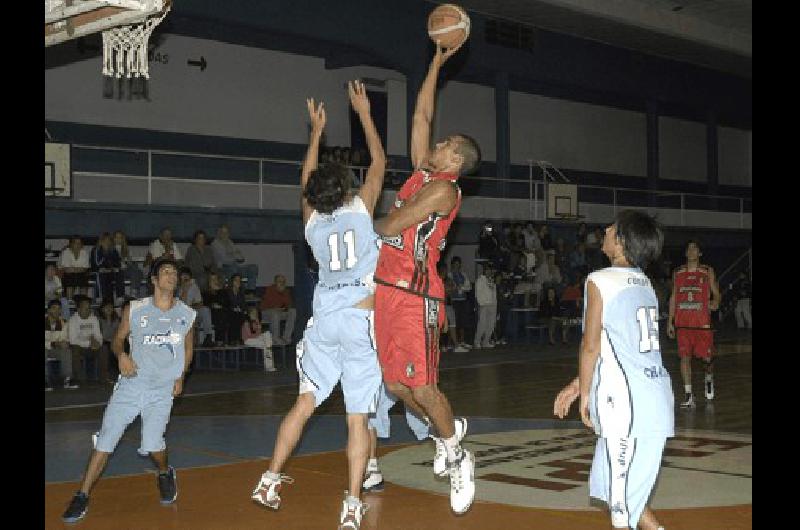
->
xmin=459 ymin=343 xmax=472 ymax=350
xmin=705 ymin=376 xmax=715 ymax=400
xmin=63 ymin=377 xmax=79 ymax=390
xmin=680 ymin=393 xmax=695 ymax=408
xmin=483 ymin=341 xmax=495 ymax=348
xmin=362 ymin=466 xmax=384 ymax=492
xmin=251 ymin=472 xmax=294 ymax=510
xmin=453 ymin=346 xmax=468 ymax=353
xmin=338 ymin=492 xmax=368 ymax=530
xmin=449 ymin=449 xmax=475 ymax=515
xmin=432 ymin=417 xmax=468 ymax=477
xmin=473 ymin=343 xmax=481 ymax=350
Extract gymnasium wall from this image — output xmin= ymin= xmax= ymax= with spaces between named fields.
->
xmin=658 ymin=116 xmax=707 ymax=183
xmin=718 ymin=126 xmax=752 ymax=187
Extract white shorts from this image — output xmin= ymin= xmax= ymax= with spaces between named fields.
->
xmin=368 ymin=383 xmax=430 ymax=441
xmin=296 ymin=309 xmax=382 ymax=414
xmin=589 ymin=436 xmax=666 ymax=529
xmin=445 ymin=305 xmax=456 ymax=328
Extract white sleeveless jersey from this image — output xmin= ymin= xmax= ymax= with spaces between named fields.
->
xmin=305 ymin=195 xmax=379 ymax=316
xmin=586 ymin=267 xmax=674 ymax=439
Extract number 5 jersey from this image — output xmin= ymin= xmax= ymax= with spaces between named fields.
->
xmin=586 ymin=267 xmax=674 ymax=439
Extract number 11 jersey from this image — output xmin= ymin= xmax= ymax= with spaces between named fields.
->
xmin=586 ymin=267 xmax=674 ymax=439
xmin=305 ymin=195 xmax=379 ymax=317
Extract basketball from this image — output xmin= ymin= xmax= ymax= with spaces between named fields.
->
xmin=427 ymin=4 xmax=470 ymax=49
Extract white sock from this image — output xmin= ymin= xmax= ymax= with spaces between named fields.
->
xmin=264 ymin=470 xmax=281 ymax=481
xmin=367 ymin=458 xmax=378 ymax=471
xmin=684 ymin=384 xmax=692 ymax=394
xmin=346 ymin=494 xmax=361 ymax=508
xmin=443 ymin=433 xmax=463 ymax=463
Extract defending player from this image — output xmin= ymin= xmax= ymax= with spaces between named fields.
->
xmin=553 ymin=210 xmax=674 ymax=530
xmin=373 ymin=41 xmax=481 ymax=515
xmin=667 ymin=240 xmax=720 ymax=407
xmin=250 ymin=81 xmax=385 ymax=530
xmin=62 ymin=257 xmax=196 ymax=523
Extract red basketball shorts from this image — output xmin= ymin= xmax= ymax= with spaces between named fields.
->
xmin=676 ymin=328 xmax=715 ymax=360
xmin=375 ymin=284 xmax=445 ymax=388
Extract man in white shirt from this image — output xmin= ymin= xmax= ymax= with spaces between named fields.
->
xmin=59 ymin=237 xmax=91 ymax=299
xmin=473 ymin=263 xmax=497 ymax=349
xmin=147 ymin=228 xmax=183 ymax=264
xmin=68 ymin=296 xmax=105 ymax=383
xmin=211 ymin=225 xmax=259 ymax=290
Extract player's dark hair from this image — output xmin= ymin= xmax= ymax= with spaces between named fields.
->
xmin=192 ymin=230 xmax=207 ymax=244
xmin=454 ymin=134 xmax=481 ymax=176
xmin=150 ymin=257 xmax=178 ymax=278
xmin=303 ymin=162 xmax=351 ymax=215
xmin=613 ymin=210 xmax=663 ymax=269
xmin=686 ymin=239 xmax=702 ymax=251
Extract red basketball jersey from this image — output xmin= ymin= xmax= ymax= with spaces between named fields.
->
xmin=673 ymin=265 xmax=711 ymax=328
xmin=374 ymin=169 xmax=461 ymax=301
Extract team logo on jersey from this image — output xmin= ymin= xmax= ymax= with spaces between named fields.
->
xmin=142 ymin=328 xmax=182 ymax=358
xmin=381 ymin=234 xmax=404 ymax=250
xmin=406 ymin=362 xmax=415 ymax=379
xmin=140 ymin=316 xmax=148 ymax=327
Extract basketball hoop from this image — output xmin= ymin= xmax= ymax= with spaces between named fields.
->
xmin=101 ymin=3 xmax=170 ymax=79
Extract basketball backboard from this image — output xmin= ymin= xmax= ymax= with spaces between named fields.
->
xmin=45 ymin=1 xmax=170 ymax=47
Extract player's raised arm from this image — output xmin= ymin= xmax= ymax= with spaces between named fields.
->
xmin=301 ymin=98 xmax=326 ymax=225
xmin=410 ymin=41 xmax=462 ymax=170
xmin=349 ymin=80 xmax=386 ymax=216
xmin=578 ymin=280 xmax=603 ymax=430
xmin=374 ymin=179 xmax=457 ymax=237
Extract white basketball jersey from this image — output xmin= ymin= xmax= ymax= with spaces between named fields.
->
xmin=586 ymin=267 xmax=674 ymax=439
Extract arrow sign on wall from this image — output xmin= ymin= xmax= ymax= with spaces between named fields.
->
xmin=187 ymin=56 xmax=207 ymax=71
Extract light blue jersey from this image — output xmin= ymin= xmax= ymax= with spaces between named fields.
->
xmin=586 ymin=267 xmax=674 ymax=439
xmin=305 ymin=195 xmax=379 ymax=316
xmin=128 ymin=297 xmax=197 ymax=384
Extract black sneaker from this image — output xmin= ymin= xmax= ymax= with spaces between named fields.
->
xmin=62 ymin=491 xmax=89 ymax=523
xmin=157 ymin=466 xmax=178 ymax=504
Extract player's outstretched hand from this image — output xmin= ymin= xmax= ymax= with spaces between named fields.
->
xmin=666 ymin=321 xmax=675 ymax=339
xmin=432 ymin=39 xmax=464 ymax=68
xmin=348 ymin=80 xmax=370 ymax=115
xmin=580 ymin=395 xmax=593 ymax=430
xmin=118 ymin=354 xmax=138 ymax=378
xmin=553 ymin=377 xmax=580 ymax=418
xmin=306 ymin=98 xmax=326 ymax=133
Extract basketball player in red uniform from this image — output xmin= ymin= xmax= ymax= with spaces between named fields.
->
xmin=667 ymin=240 xmax=720 ymax=407
xmin=373 ymin=41 xmax=481 ymax=515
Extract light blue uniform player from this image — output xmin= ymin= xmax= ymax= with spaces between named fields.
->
xmin=63 ymin=258 xmax=195 ymax=524
xmin=297 ymin=194 xmax=382 ymax=411
xmin=554 ymin=212 xmax=673 ymax=530
xmin=252 ymin=83 xmax=387 ymax=530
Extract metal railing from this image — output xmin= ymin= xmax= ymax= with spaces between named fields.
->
xmin=59 ymin=144 xmax=752 ymax=226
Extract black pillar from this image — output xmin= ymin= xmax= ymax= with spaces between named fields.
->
xmin=495 ymin=71 xmax=510 ymax=197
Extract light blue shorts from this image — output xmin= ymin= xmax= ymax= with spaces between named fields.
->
xmin=296 ymin=308 xmax=382 ymax=414
xmin=94 ymin=376 xmax=175 ymax=454
xmin=589 ymin=436 xmax=667 ymax=529
xmin=368 ymin=383 xmax=430 ymax=441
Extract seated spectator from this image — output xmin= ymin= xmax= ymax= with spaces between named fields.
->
xmin=522 ymin=222 xmax=542 ymax=253
xmin=45 ymin=299 xmax=78 ymax=390
xmin=539 ymin=287 xmax=568 ymax=345
xmin=559 ymin=274 xmax=584 ymax=318
xmin=568 ymin=242 xmax=588 ymax=278
xmin=185 ymin=230 xmax=219 ymax=292
xmin=494 ymin=271 xmax=513 ymax=345
xmin=733 ymin=271 xmax=752 ymax=330
xmin=90 ymin=232 xmax=123 ymax=304
xmin=474 ymin=263 xmax=497 ymax=349
xmin=59 ymin=236 xmax=90 ymax=299
xmin=98 ymin=299 xmax=120 ymax=381
xmin=586 ymin=227 xmax=605 ymax=270
xmin=145 ymin=227 xmax=182 ymax=269
xmin=178 ymin=267 xmax=214 ymax=347
xmin=507 ymin=223 xmax=526 ymax=271
xmin=554 ymin=237 xmax=570 ymax=273
xmin=211 ymin=224 xmax=259 ymax=291
xmin=448 ymin=257 xmax=473 ymax=350
xmin=242 ymin=306 xmax=276 ymax=372
xmin=260 ymin=274 xmax=296 ymax=346
xmin=45 ymin=264 xmax=70 ymax=319
xmin=534 ymin=250 xmax=563 ymax=302
xmin=538 ymin=224 xmax=554 ymax=251
xmin=226 ymin=273 xmax=248 ymax=344
xmin=511 ymin=253 xmax=537 ymax=307
xmin=575 ymin=222 xmax=588 ymax=245
xmin=113 ymin=230 xmax=145 ymax=298
xmin=68 ymin=295 xmax=105 ymax=383
xmin=204 ymin=272 xmax=232 ymax=345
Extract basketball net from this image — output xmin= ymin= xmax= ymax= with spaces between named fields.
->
xmin=101 ymin=3 xmax=170 ymax=80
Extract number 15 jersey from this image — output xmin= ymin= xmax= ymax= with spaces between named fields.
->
xmin=305 ymin=195 xmax=379 ymax=317
xmin=587 ymin=267 xmax=674 ymax=439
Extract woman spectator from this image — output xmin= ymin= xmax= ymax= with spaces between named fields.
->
xmin=226 ymin=273 xmax=248 ymax=345
xmin=113 ymin=231 xmax=144 ymax=297
xmin=90 ymin=233 xmax=122 ymax=303
xmin=59 ymin=236 xmax=90 ymax=299
xmin=98 ymin=300 xmax=120 ymax=381
xmin=185 ymin=230 xmax=219 ymax=292
xmin=242 ymin=306 xmax=276 ymax=372
xmin=204 ymin=272 xmax=231 ymax=345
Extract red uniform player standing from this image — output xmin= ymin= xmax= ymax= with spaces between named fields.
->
xmin=667 ymin=240 xmax=721 ymax=408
